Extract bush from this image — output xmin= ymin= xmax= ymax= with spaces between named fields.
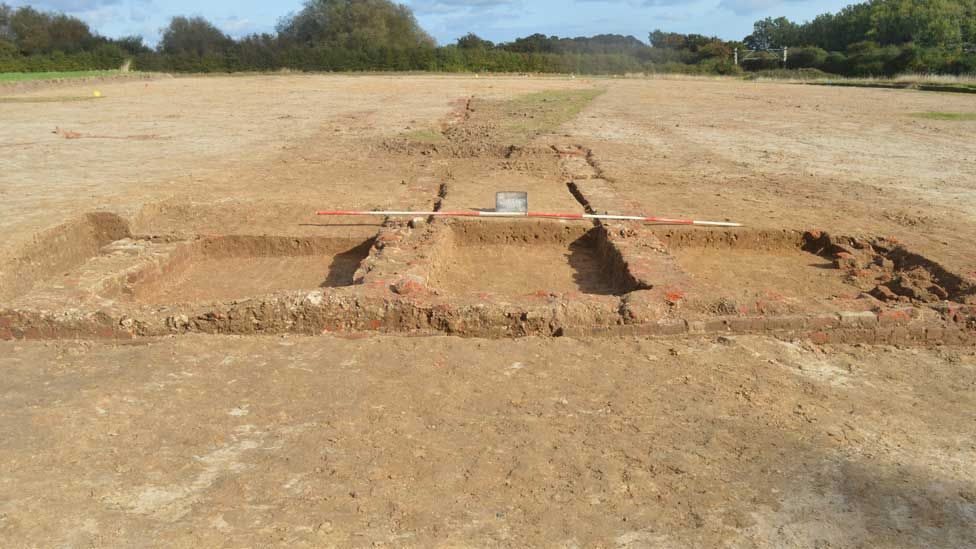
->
xmin=744 ymin=67 xmax=833 ymax=80
xmin=740 ymin=50 xmax=783 ymax=71
xmin=786 ymin=47 xmax=828 ymax=69
xmin=822 ymin=52 xmax=849 ymax=74
xmin=699 ymin=57 xmax=743 ymax=75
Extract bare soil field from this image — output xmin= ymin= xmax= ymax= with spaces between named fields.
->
xmin=1 ymin=74 xmax=975 ymax=546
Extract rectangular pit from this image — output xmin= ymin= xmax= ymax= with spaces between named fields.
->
xmin=129 ymin=235 xmax=374 ymax=305
xmin=660 ymin=230 xmax=853 ymax=314
xmin=428 ymin=220 xmax=638 ymax=298
xmin=652 ymin=229 xmax=975 ymax=315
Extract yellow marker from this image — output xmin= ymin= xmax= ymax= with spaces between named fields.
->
xmin=93 ymin=90 xmax=102 ymax=98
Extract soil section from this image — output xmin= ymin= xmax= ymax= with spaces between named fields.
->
xmin=428 ymin=220 xmax=636 ymax=298
xmin=651 ymin=229 xmax=868 ymax=315
xmin=672 ymin=248 xmax=856 ymax=314
xmin=128 ymin=236 xmax=374 ymax=305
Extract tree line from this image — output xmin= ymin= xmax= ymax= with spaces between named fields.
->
xmin=1 ymin=0 xmax=974 ymax=76
xmin=740 ymin=0 xmax=976 ymax=75
xmin=0 ymin=4 xmax=148 ymax=72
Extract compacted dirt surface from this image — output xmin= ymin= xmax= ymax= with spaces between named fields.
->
xmin=1 ymin=336 xmax=974 ymax=547
xmin=1 ymin=74 xmax=975 ymax=546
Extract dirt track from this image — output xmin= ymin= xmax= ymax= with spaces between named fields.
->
xmin=1 ymin=74 xmax=975 ymax=546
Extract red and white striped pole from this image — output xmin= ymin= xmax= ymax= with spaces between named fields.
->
xmin=316 ymin=210 xmax=742 ymax=227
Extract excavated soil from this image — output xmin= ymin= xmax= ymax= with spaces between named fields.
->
xmin=429 ymin=221 xmax=632 ymax=297
xmin=129 ymin=237 xmax=374 ymax=305
xmin=0 ymin=212 xmax=131 ymax=302
xmin=2 ymin=94 xmax=972 ymax=339
xmin=2 ymin=75 xmax=976 ymax=546
xmin=647 ymin=228 xmax=976 ymax=315
xmin=654 ymin=229 xmax=861 ymax=314
xmin=672 ymin=248 xmax=855 ymax=311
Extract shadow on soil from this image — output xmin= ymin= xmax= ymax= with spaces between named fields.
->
xmin=321 ymin=239 xmax=374 ymax=287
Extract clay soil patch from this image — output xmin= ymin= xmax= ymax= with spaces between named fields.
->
xmin=131 ymin=236 xmax=372 ymax=305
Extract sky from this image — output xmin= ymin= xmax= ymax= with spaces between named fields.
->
xmin=6 ymin=0 xmax=855 ymax=46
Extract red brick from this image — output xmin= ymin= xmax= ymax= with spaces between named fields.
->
xmin=810 ymin=331 xmax=830 ymax=345
xmin=878 ymin=310 xmax=913 ymax=326
xmin=392 ymin=275 xmax=426 ymax=297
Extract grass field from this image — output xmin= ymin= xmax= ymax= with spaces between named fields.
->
xmin=807 ymin=73 xmax=976 ymax=93
xmin=0 ymin=94 xmax=104 ymax=103
xmin=911 ymin=111 xmax=976 ymax=121
xmin=0 ymin=70 xmax=135 ymax=82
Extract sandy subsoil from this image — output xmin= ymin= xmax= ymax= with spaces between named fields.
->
xmin=134 ymin=256 xmax=344 ymax=304
xmin=0 ymin=74 xmax=584 ymax=254
xmin=0 ymin=335 xmax=973 ymax=547
xmin=562 ymin=78 xmax=976 ymax=276
xmin=2 ymin=74 xmax=975 ymax=545
xmin=672 ymin=248 xmax=858 ymax=314
xmin=430 ymin=240 xmax=617 ymax=297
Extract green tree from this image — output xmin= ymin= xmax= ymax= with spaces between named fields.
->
xmin=501 ymin=33 xmax=558 ymax=53
xmin=744 ymin=17 xmax=798 ymax=50
xmin=786 ymin=46 xmax=828 ymax=68
xmin=457 ymin=33 xmax=494 ymax=50
xmin=160 ymin=16 xmax=233 ymax=56
xmin=278 ymin=0 xmax=434 ymax=50
xmin=0 ymin=3 xmax=12 ymax=39
xmin=10 ymin=6 xmax=52 ymax=54
xmin=649 ymin=30 xmax=687 ymax=49
xmin=115 ymin=35 xmax=151 ymax=55
xmin=49 ymin=14 xmax=94 ymax=53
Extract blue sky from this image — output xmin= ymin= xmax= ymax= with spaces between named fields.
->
xmin=7 ymin=0 xmax=854 ymax=46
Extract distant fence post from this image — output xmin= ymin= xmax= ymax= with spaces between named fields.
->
xmin=734 ymin=48 xmax=738 ymax=66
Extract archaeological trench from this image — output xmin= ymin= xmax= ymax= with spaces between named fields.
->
xmin=2 ymin=96 xmax=974 ymax=344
